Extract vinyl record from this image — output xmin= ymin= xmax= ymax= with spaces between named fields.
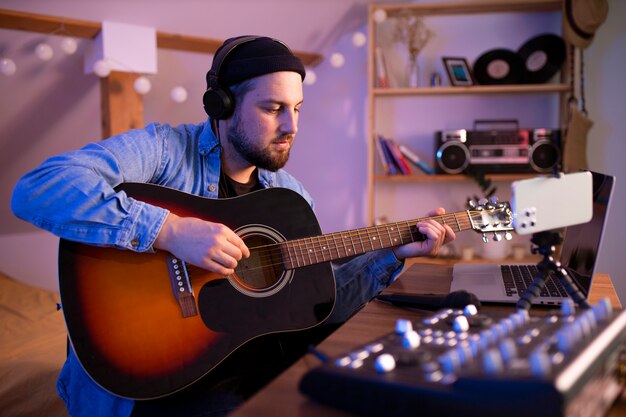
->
xmin=473 ymin=49 xmax=524 ymax=85
xmin=518 ymin=33 xmax=566 ymax=84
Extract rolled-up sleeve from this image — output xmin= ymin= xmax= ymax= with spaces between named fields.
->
xmin=11 ymin=124 xmax=169 ymax=252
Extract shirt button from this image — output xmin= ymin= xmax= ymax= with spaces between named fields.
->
xmin=208 ymin=184 xmax=216 ymax=192
xmin=131 ymin=238 xmax=140 ymax=247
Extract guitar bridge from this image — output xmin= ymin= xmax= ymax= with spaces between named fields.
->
xmin=166 ymin=254 xmax=198 ymax=318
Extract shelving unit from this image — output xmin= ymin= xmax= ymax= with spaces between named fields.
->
xmin=366 ymin=0 xmax=567 ymax=226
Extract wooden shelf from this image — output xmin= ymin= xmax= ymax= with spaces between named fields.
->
xmin=374 ymin=173 xmax=537 ymax=182
xmin=373 ymin=83 xmax=569 ymax=96
xmin=375 ymin=0 xmax=562 ymax=16
xmin=0 ymin=8 xmax=323 ymax=65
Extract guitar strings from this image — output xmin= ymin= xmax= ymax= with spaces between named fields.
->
xmin=231 ymin=211 xmax=493 ymax=273
xmin=240 ymin=212 xmax=478 ymax=269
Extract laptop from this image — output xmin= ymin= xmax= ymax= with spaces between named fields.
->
xmin=450 ymin=170 xmax=615 ymax=305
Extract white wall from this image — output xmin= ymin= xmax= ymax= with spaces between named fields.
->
xmin=1 ymin=0 xmax=625 ymax=302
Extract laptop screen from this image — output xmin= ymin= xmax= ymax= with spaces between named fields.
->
xmin=559 ymin=171 xmax=615 ymax=296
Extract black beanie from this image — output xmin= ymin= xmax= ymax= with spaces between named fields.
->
xmin=207 ymin=36 xmax=306 ymax=89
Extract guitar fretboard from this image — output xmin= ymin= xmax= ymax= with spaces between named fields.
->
xmin=280 ymin=212 xmax=473 ymax=269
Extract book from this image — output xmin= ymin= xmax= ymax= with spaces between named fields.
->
xmin=398 ymin=144 xmax=435 ymax=175
xmin=381 ymin=137 xmax=412 ymax=175
xmin=376 ymin=135 xmax=399 ymax=175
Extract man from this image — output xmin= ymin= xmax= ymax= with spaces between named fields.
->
xmin=11 ymin=36 xmax=455 ymax=417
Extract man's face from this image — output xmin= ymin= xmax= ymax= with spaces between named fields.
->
xmin=225 ymin=71 xmax=303 ymax=172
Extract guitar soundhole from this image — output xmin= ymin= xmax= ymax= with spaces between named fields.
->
xmin=230 ymin=225 xmax=293 ymax=298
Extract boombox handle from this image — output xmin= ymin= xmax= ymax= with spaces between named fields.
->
xmin=473 ymin=119 xmax=519 ymax=131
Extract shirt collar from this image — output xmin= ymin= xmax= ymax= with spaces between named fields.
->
xmin=198 ymin=120 xmax=220 ymax=156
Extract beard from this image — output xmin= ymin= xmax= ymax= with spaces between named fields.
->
xmin=226 ymin=112 xmax=292 ymax=172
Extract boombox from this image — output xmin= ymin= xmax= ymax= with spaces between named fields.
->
xmin=434 ymin=127 xmax=561 ymax=174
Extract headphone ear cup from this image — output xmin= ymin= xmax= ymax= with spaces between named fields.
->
xmin=203 ymin=87 xmax=235 ymax=120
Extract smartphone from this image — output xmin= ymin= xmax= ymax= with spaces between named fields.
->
xmin=511 ymin=171 xmax=593 ymax=234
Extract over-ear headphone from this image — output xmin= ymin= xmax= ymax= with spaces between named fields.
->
xmin=203 ymin=36 xmax=260 ymax=120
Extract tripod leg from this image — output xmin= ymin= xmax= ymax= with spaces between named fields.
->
xmin=516 ymin=262 xmax=550 ymax=310
xmin=547 ymin=257 xmax=591 ymax=309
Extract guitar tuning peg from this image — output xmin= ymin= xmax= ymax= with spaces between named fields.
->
xmin=490 ymin=196 xmax=499 ymax=205
xmin=505 ymin=232 xmax=512 ymax=241
xmin=482 ymin=233 xmax=488 ymax=243
xmin=492 ymin=232 xmax=502 ymax=242
xmin=478 ymin=198 xmax=488 ymax=206
xmin=468 ymin=200 xmax=477 ymax=208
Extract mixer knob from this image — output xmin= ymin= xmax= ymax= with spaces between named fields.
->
xmin=374 ymin=353 xmax=396 ymax=373
xmin=402 ymin=330 xmax=421 ymax=349
xmin=438 ymin=350 xmax=461 ymax=374
xmin=592 ymin=298 xmax=613 ymax=321
xmin=463 ymin=304 xmax=478 ymax=316
xmin=498 ymin=338 xmax=518 ymax=363
xmin=513 ymin=309 xmax=530 ymax=326
xmin=560 ymin=299 xmax=576 ymax=317
xmin=482 ymin=348 xmax=504 ymax=375
xmin=574 ymin=314 xmax=593 ymax=339
xmin=395 ymin=318 xmax=413 ymax=335
xmin=582 ymin=309 xmax=598 ymax=331
xmin=453 ymin=315 xmax=470 ymax=333
xmin=529 ymin=349 xmax=552 ymax=377
xmin=556 ymin=329 xmax=577 ymax=353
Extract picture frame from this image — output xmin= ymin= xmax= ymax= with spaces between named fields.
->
xmin=442 ymin=57 xmax=474 ymax=86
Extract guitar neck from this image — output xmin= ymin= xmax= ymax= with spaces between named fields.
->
xmin=280 ymin=211 xmax=473 ymax=269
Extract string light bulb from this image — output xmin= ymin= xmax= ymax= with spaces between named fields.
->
xmin=373 ymin=9 xmax=388 ymax=23
xmin=303 ymin=68 xmax=317 ymax=85
xmin=93 ymin=59 xmax=111 ymax=78
xmin=0 ymin=58 xmax=17 ymax=76
xmin=170 ymin=86 xmax=188 ymax=103
xmin=352 ymin=32 xmax=367 ymax=47
xmin=60 ymin=37 xmax=78 ymax=55
xmin=35 ymin=42 xmax=54 ymax=61
xmin=329 ymin=52 xmax=345 ymax=68
xmin=133 ymin=76 xmax=151 ymax=95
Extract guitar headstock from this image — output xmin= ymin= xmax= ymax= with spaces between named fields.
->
xmin=468 ymin=198 xmax=514 ymax=243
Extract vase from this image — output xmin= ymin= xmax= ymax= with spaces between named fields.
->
xmin=407 ymin=55 xmax=420 ymax=87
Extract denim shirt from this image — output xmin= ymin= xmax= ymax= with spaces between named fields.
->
xmin=11 ymin=121 xmax=404 ymax=417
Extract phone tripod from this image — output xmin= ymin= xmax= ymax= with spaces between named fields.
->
xmin=516 ymin=230 xmax=590 ymax=311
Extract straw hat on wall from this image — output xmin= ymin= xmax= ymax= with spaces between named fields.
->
xmin=563 ymin=0 xmax=609 ymax=49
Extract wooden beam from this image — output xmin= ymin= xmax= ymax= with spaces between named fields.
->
xmin=0 ymin=8 xmax=323 ymax=66
xmin=100 ymin=72 xmax=144 ymax=138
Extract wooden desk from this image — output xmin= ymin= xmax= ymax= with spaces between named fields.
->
xmin=231 ymin=262 xmax=624 ymax=417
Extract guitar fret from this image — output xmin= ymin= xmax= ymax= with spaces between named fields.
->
xmin=395 ymin=224 xmax=404 ymax=245
xmin=291 ymin=242 xmax=302 ymax=268
xmin=294 ymin=240 xmax=305 ymax=266
xmin=309 ymin=237 xmax=320 ymax=264
xmin=303 ymin=238 xmax=313 ymax=266
xmin=348 ymin=231 xmax=358 ymax=255
xmin=368 ymin=228 xmax=378 ymax=251
xmin=324 ymin=234 xmax=332 ymax=261
xmin=282 ymin=242 xmax=293 ymax=269
xmin=332 ymin=233 xmax=341 ymax=259
xmin=454 ymin=213 xmax=462 ymax=231
xmin=405 ymin=221 xmax=415 ymax=242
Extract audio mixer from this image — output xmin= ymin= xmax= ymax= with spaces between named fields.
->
xmin=300 ymin=299 xmax=626 ymax=417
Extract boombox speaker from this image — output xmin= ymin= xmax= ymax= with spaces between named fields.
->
xmin=435 ymin=122 xmax=561 ymax=174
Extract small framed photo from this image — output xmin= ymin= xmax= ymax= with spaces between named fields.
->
xmin=442 ymin=57 xmax=474 ymax=86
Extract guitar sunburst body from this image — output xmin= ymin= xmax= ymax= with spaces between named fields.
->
xmin=59 ymin=184 xmax=335 ymax=400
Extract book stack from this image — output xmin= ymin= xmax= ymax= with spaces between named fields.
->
xmin=375 ymin=135 xmax=435 ymax=176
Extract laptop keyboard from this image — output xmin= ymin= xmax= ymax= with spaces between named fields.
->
xmin=501 ymin=264 xmax=569 ymax=298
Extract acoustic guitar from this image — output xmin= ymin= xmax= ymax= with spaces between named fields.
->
xmin=58 ymin=183 xmax=513 ymax=399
